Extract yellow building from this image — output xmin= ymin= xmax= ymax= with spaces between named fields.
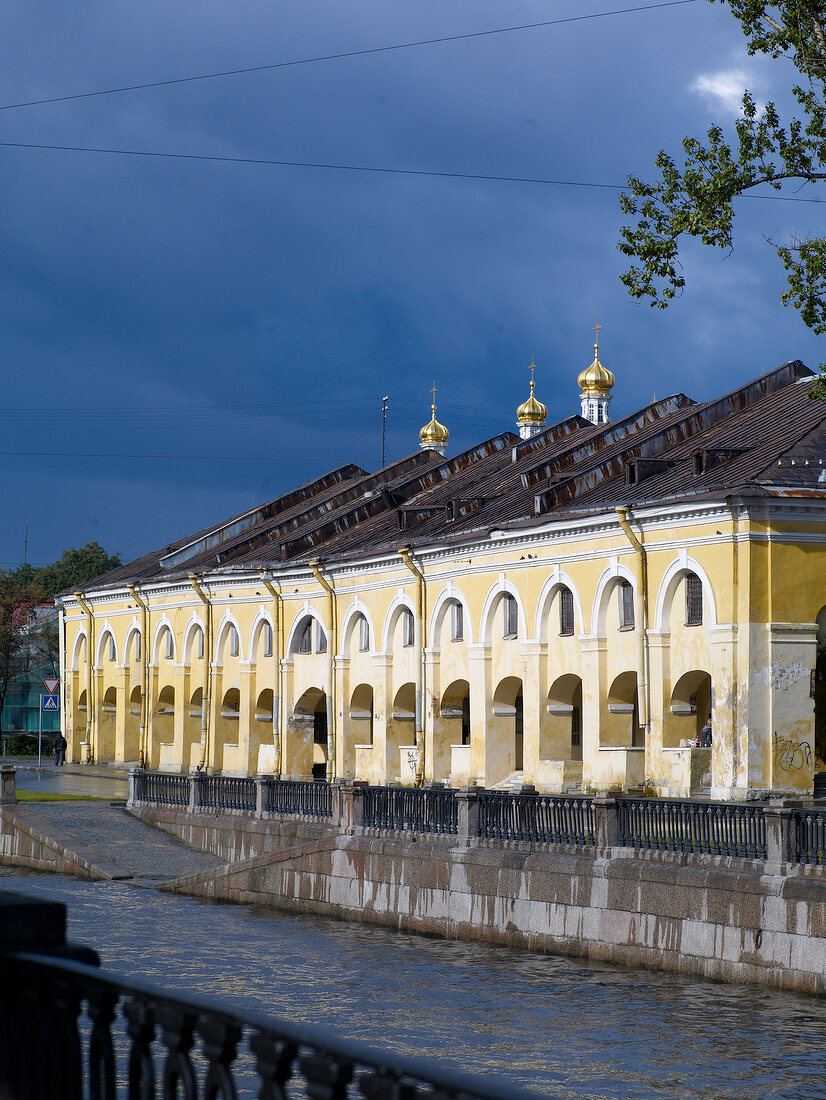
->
xmin=59 ymin=347 xmax=826 ymax=800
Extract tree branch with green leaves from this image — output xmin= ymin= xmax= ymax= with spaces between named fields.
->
xmin=618 ymin=1 xmax=826 ymax=391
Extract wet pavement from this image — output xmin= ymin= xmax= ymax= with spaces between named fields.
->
xmin=5 ymin=757 xmax=129 ymax=800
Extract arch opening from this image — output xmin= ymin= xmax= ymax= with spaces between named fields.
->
xmin=542 ymin=674 xmax=583 ymax=761
xmin=603 ymin=672 xmax=641 ymax=748
xmin=664 ymin=670 xmax=712 ymax=747
xmin=291 ymin=687 xmax=328 ymax=780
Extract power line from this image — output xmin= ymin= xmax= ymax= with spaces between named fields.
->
xmin=0 ymin=1 xmax=699 ymax=114
xmin=1 ymin=139 xmax=823 ymax=203
xmin=0 ymin=450 xmax=336 ymax=462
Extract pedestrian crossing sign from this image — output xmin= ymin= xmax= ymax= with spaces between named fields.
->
xmin=42 ymin=694 xmax=59 ymax=712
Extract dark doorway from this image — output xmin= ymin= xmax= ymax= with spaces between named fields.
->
xmin=461 ymin=696 xmax=470 ymax=746
xmin=313 ymin=701 xmax=328 ymax=780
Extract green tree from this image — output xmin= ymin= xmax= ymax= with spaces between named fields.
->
xmin=619 ymin=1 xmax=826 ymax=389
xmin=28 ymin=541 xmax=121 ymax=598
xmin=0 ymin=542 xmax=119 ymax=737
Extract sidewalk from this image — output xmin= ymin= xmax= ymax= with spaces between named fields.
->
xmin=2 ymin=755 xmax=132 ymax=780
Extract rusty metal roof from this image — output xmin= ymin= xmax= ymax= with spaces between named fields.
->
xmin=76 ymin=359 xmax=825 ymax=591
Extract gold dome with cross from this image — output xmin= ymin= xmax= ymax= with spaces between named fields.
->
xmin=419 ymin=381 xmax=449 ymax=452
xmin=516 ymin=357 xmax=548 ymax=428
xmin=577 ymin=318 xmax=615 ymax=397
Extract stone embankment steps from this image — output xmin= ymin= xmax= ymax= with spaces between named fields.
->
xmin=18 ymin=803 xmax=224 ymax=882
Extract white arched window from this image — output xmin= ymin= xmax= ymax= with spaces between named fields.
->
xmin=502 ymin=594 xmax=518 ymax=639
xmin=559 ymin=587 xmax=574 ymax=636
xmin=685 ymin=573 xmax=703 ymax=626
xmin=451 ymin=602 xmax=463 ymax=642
xmin=618 ymin=581 xmax=635 ymax=630
xmin=262 ymin=621 xmax=273 ymax=657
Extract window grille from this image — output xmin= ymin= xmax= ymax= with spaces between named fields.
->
xmin=559 ymin=587 xmax=574 ymax=636
xmin=262 ymin=622 xmax=273 ymax=657
xmin=358 ymin=616 xmax=370 ymax=652
xmin=618 ymin=581 xmax=635 ymax=629
xmin=165 ymin=630 xmax=174 ymax=659
xmin=229 ymin=627 xmax=239 ymax=658
xmin=402 ymin=609 xmax=414 ymax=648
xmin=196 ymin=629 xmax=204 ymax=660
xmin=108 ymin=635 xmax=115 ymax=662
xmin=503 ymin=594 xmax=518 ymax=638
xmin=452 ymin=601 xmax=464 ymax=642
xmin=685 ymin=573 xmax=703 ymax=626
xmin=134 ymin=634 xmax=141 ymax=662
xmin=298 ymin=621 xmax=312 ymax=654
xmin=316 ymin=622 xmax=327 ymax=653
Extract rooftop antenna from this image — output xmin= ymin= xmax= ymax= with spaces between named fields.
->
xmin=381 ymin=395 xmax=390 ymax=468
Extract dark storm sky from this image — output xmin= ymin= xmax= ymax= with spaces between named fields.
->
xmin=1 ymin=0 xmax=822 ymax=567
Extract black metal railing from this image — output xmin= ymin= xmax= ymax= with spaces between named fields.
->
xmin=477 ymin=792 xmax=595 ymax=844
xmin=793 ymin=808 xmax=826 ymax=865
xmin=617 ymin=798 xmax=767 ymax=859
xmin=264 ymin=779 xmax=333 ymax=818
xmin=135 ymin=770 xmax=190 ymax=809
xmin=362 ymin=786 xmax=458 ymax=834
xmin=0 ymin=933 xmax=543 ymax=1098
xmin=198 ymin=775 xmax=256 ymax=813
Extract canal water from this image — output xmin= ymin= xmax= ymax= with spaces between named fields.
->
xmin=2 ymin=868 xmax=824 ymax=1098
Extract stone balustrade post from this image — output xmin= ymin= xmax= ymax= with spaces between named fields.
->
xmin=456 ymin=786 xmax=481 ymax=845
xmin=254 ymin=776 xmax=269 ymax=817
xmin=127 ymin=767 xmax=144 ymax=809
xmin=764 ymin=800 xmax=799 ymax=868
xmin=337 ymin=780 xmax=367 ymax=833
xmin=188 ymin=773 xmax=203 ymax=814
xmin=0 ymin=765 xmax=17 ymax=807
xmin=592 ymin=794 xmax=621 ymax=851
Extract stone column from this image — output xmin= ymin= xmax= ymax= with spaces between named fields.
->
xmin=645 ymin=629 xmax=669 ymax=789
xmin=127 ymin=766 xmax=144 ymax=809
xmin=709 ymin=624 xmax=739 ymax=798
xmin=520 ymin=641 xmax=543 ymax=787
xmin=254 ymin=775 xmax=269 ymax=817
xmin=173 ymin=661 xmax=188 ymax=772
xmin=768 ymin=623 xmax=818 ymax=796
xmin=238 ymin=664 xmax=255 ymax=775
xmin=764 ymin=800 xmax=798 ymax=870
xmin=338 ymin=779 xmax=366 ymax=832
xmin=455 ymin=786 xmax=481 ymax=845
xmin=467 ymin=644 xmax=491 ymax=786
xmin=370 ymin=653 xmax=392 ymax=785
xmin=188 ymin=772 xmax=203 ymax=814
xmin=592 ymin=794 xmax=620 ymax=851
xmin=580 ymin=634 xmax=605 ymax=789
xmin=0 ymin=765 xmax=17 ymax=807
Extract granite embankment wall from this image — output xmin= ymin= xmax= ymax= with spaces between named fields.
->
xmin=0 ymin=805 xmax=128 ymax=880
xmin=132 ymin=794 xmax=826 ymax=996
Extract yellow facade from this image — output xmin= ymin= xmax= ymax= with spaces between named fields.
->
xmin=60 ymin=495 xmax=825 ymax=800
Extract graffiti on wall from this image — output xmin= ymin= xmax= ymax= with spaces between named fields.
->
xmin=773 ymin=732 xmax=812 ymax=772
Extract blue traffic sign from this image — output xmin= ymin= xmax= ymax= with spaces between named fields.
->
xmin=42 ymin=694 xmax=59 ymax=712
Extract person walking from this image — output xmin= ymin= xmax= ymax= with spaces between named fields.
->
xmin=52 ymin=731 xmax=67 ymax=766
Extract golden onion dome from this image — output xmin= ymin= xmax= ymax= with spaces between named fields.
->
xmin=516 ymin=358 xmax=547 ymax=426
xmin=577 ymin=333 xmax=615 ymax=397
xmin=419 ymin=382 xmax=449 ymax=448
